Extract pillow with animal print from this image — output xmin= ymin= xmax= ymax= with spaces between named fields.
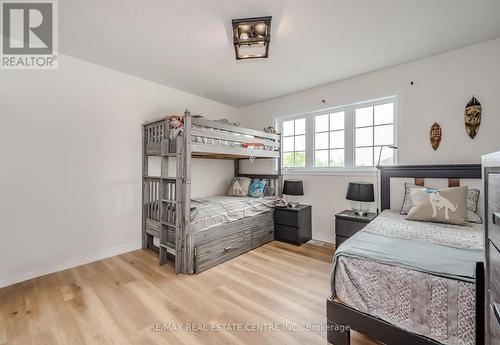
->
xmin=406 ymin=186 xmax=468 ymax=225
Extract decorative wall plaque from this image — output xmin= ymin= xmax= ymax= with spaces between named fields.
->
xmin=464 ymin=96 xmax=482 ymax=139
xmin=430 ymin=122 xmax=442 ymax=151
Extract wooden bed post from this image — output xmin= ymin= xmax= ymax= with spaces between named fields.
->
xmin=174 ymin=110 xmax=193 ymax=274
xmin=182 ymin=110 xmax=193 ymax=274
xmin=234 ymin=159 xmax=240 ymax=177
xmin=141 ymin=124 xmax=151 ymax=249
xmin=175 ymin=133 xmax=183 ymax=273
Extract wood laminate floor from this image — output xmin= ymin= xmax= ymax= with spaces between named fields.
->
xmin=0 ymin=241 xmax=377 ymax=345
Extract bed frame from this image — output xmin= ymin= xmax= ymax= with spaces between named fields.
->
xmin=142 ymin=110 xmax=282 ymax=274
xmin=327 ymin=164 xmax=484 ymax=345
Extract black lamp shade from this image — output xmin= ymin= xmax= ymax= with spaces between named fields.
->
xmin=283 ymin=180 xmax=303 ymax=196
xmin=346 ymin=182 xmax=374 ymax=202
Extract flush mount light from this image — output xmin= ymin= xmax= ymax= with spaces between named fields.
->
xmin=232 ymin=16 xmax=272 ymax=60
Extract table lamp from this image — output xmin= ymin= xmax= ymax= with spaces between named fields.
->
xmin=283 ymin=180 xmax=303 ymax=208
xmin=346 ymin=182 xmax=374 ymax=216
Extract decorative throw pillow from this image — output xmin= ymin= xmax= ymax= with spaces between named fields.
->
xmin=263 ymin=179 xmax=275 ymax=196
xmin=401 ymin=183 xmax=482 ymax=223
xmin=406 ymin=186 xmax=468 ymax=225
xmin=238 ymin=177 xmax=252 ymax=196
xmin=226 ymin=177 xmax=251 ymax=197
xmin=400 ymin=183 xmax=425 ymax=215
xmin=249 ymin=179 xmax=268 ymax=197
xmin=466 ymin=188 xmax=482 ymax=223
xmin=226 ymin=178 xmax=243 ymax=196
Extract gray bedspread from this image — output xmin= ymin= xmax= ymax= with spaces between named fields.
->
xmin=190 ymin=196 xmax=275 ymax=233
xmin=331 ymin=210 xmax=483 ymax=345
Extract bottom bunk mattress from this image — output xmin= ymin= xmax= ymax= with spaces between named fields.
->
xmin=190 ymin=195 xmax=276 ymax=233
xmin=331 ymin=210 xmax=483 ymax=345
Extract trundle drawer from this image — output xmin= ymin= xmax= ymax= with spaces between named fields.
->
xmin=252 ymin=233 xmax=274 ymax=249
xmin=252 ymin=225 xmax=274 ymax=239
xmin=252 ymin=226 xmax=274 ymax=249
xmin=195 ymin=230 xmax=251 ymax=273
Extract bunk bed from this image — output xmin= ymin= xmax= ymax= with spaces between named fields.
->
xmin=142 ymin=110 xmax=282 ymax=274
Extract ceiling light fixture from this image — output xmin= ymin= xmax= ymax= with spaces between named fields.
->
xmin=232 ymin=16 xmax=272 ymax=60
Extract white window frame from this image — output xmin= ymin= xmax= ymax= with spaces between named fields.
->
xmin=313 ymin=110 xmax=346 ymax=168
xmin=277 ymin=96 xmax=401 ymax=174
xmin=281 ymin=116 xmax=307 ymax=168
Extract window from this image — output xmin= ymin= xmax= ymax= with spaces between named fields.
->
xmin=355 ymin=103 xmax=395 ymax=167
xmin=282 ymin=117 xmax=306 ymax=168
xmin=278 ymin=97 xmax=398 ymax=170
xmin=314 ymin=112 xmax=345 ymax=167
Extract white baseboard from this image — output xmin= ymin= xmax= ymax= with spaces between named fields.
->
xmin=0 ymin=241 xmax=141 ymax=289
xmin=312 ymin=233 xmax=335 ymax=244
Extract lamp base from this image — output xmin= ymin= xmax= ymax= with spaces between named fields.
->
xmin=288 ymin=202 xmax=299 ymax=208
xmin=351 ymin=201 xmax=370 ymax=217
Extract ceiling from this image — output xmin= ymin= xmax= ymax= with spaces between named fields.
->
xmin=60 ymin=0 xmax=500 ymax=107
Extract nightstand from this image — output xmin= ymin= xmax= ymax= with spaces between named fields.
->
xmin=274 ymin=204 xmax=312 ymax=245
xmin=335 ymin=210 xmax=377 ymax=248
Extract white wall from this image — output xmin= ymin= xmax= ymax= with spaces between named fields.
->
xmin=0 ymin=55 xmax=236 ymax=287
xmin=235 ymin=38 xmax=500 ymax=243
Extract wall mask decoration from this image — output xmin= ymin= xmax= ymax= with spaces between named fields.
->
xmin=430 ymin=122 xmax=442 ymax=151
xmin=464 ymin=96 xmax=482 ymax=139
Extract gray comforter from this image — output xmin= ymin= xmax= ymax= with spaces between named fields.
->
xmin=190 ymin=196 xmax=276 ymax=233
xmin=331 ymin=210 xmax=483 ymax=345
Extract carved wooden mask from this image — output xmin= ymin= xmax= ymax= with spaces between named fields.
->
xmin=430 ymin=122 xmax=442 ymax=151
xmin=464 ymin=96 xmax=482 ymax=139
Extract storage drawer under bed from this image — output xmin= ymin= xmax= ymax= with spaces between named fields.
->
xmin=251 ymin=225 xmax=274 ymax=249
xmin=195 ymin=230 xmax=252 ymax=273
xmin=193 ymin=210 xmax=274 ymax=273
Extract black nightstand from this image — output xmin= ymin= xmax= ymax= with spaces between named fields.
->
xmin=335 ymin=210 xmax=377 ymax=248
xmin=274 ymin=204 xmax=312 ymax=245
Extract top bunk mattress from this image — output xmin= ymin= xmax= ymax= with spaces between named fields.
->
xmin=190 ymin=196 xmax=275 ymax=233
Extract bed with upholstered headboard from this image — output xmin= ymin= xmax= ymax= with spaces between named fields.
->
xmin=327 ymin=164 xmax=484 ymax=345
xmin=380 ymin=164 xmax=482 ymax=212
